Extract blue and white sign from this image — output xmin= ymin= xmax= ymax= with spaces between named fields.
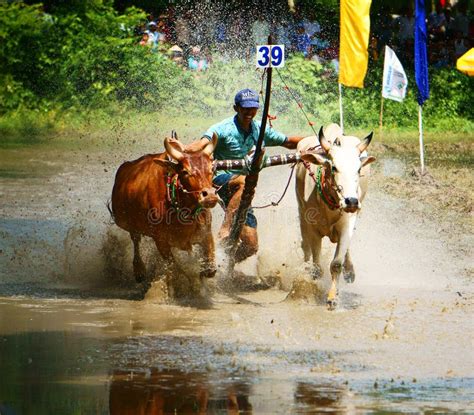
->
xmin=256 ymin=45 xmax=285 ymax=68
xmin=382 ymin=46 xmax=408 ymax=102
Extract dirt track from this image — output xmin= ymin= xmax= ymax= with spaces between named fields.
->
xmin=0 ymin=144 xmax=473 ymax=413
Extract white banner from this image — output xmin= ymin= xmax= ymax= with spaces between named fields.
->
xmin=382 ymin=46 xmax=408 ymax=102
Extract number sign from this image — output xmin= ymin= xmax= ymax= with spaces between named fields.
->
xmin=256 ymin=45 xmax=285 ymax=68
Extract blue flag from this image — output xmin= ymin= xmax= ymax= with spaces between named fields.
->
xmin=415 ymin=0 xmax=429 ymax=105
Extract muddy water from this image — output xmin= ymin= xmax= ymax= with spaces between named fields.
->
xmin=0 ymin=145 xmax=473 ymax=414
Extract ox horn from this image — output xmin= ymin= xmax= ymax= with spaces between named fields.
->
xmin=318 ymin=126 xmax=331 ymax=153
xmin=203 ymin=132 xmax=218 ymax=156
xmin=357 ymin=132 xmax=373 ymax=154
xmin=164 ymin=137 xmax=184 ymax=161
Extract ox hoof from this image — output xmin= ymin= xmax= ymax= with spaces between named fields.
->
xmin=200 ymin=267 xmax=217 ymax=279
xmin=310 ymin=266 xmax=323 ymax=280
xmin=135 ymin=274 xmax=146 ymax=284
xmin=326 ymin=298 xmax=338 ymax=310
xmin=343 ymin=270 xmax=355 ymax=284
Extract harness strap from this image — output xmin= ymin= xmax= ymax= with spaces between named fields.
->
xmin=319 ymin=166 xmax=340 ymax=209
xmin=301 ymin=160 xmax=340 ymax=210
xmin=166 ymin=172 xmax=203 ymax=217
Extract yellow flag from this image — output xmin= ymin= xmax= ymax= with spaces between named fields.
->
xmin=456 ymin=48 xmax=474 ymax=76
xmin=339 ymin=0 xmax=372 ymax=88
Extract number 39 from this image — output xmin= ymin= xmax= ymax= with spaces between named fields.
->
xmin=256 ymin=45 xmax=285 ymax=68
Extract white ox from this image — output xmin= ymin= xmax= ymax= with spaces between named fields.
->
xmin=296 ymin=124 xmax=376 ymax=309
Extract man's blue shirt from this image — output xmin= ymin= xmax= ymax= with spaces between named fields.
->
xmin=203 ymin=116 xmax=287 ymax=175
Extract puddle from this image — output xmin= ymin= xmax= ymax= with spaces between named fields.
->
xmin=0 ymin=145 xmax=473 ymax=414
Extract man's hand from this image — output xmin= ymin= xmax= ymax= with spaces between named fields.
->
xmin=244 ymin=147 xmax=268 ymax=174
xmin=283 ymin=136 xmax=305 ymax=149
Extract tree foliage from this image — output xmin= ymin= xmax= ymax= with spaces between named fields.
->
xmin=0 ymin=1 xmax=472 ymax=135
xmin=0 ymin=2 xmax=190 ymax=113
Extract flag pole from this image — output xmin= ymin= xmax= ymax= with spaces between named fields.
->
xmin=338 ymin=83 xmax=344 ymax=133
xmin=379 ymin=95 xmax=384 ymax=131
xmin=418 ymin=104 xmax=425 ymax=175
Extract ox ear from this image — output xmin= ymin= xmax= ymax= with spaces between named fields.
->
xmin=360 ymin=155 xmax=376 ymax=167
xmin=300 ymin=151 xmax=331 ymax=167
xmin=164 ymin=137 xmax=184 ymax=161
xmin=318 ymin=126 xmax=331 ymax=153
xmin=203 ymin=132 xmax=218 ymax=156
xmin=153 ymin=158 xmax=179 ymax=171
xmin=357 ymin=132 xmax=373 ymax=154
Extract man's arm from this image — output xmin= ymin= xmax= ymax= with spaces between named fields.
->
xmin=185 ymin=137 xmax=211 ymax=152
xmin=282 ymin=136 xmax=305 ymax=150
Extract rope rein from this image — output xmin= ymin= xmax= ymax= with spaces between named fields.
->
xmin=166 ymin=172 xmax=203 ymax=217
xmin=301 ymin=159 xmax=341 ymax=210
xmin=275 ymin=68 xmax=319 ymax=137
xmin=252 ymin=163 xmax=297 ymax=209
xmin=251 ymin=67 xmax=320 ymax=210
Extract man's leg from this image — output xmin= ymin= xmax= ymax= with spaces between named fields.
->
xmin=216 ymin=175 xmax=258 ymax=262
xmin=217 ymin=175 xmax=246 ymax=240
xmin=235 ymin=225 xmax=258 ymax=263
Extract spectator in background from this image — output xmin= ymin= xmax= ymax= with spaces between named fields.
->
xmin=453 ymin=30 xmax=470 ymax=59
xmin=369 ymin=36 xmax=379 ymax=61
xmin=431 ymin=40 xmax=450 ymax=68
xmin=311 ymin=30 xmax=329 ymax=52
xmin=307 ymin=45 xmax=322 ymax=64
xmin=274 ymin=17 xmax=293 ymax=53
xmin=323 ymin=38 xmax=339 ymax=73
xmin=139 ymin=32 xmax=150 ymax=46
xmin=444 ymin=7 xmax=455 ymax=38
xmin=187 ymin=46 xmax=209 ymax=71
xmin=216 ymin=22 xmax=226 ymax=42
xmin=295 ymin=24 xmax=311 ymax=57
xmin=302 ymin=10 xmax=320 ymax=40
xmin=393 ymin=6 xmax=415 ymax=64
xmin=157 ymin=16 xmax=171 ymax=43
xmin=428 ymin=3 xmax=447 ymax=40
xmin=395 ymin=6 xmax=415 ymax=44
xmin=451 ymin=2 xmax=469 ymax=37
xmin=146 ymin=22 xmax=160 ymax=49
xmin=146 ymin=13 xmax=155 ymax=25
xmin=214 ymin=16 xmax=227 ymax=55
xmin=168 ymin=45 xmax=184 ymax=66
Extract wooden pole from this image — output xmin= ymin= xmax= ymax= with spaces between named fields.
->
xmin=339 ymin=83 xmax=344 ymax=133
xmin=379 ymin=95 xmax=384 ymax=131
xmin=223 ymin=36 xmax=273 ymax=277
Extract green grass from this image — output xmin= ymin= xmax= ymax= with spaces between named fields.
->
xmin=1 ymin=106 xmax=472 ymax=154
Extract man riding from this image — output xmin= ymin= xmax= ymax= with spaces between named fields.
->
xmin=194 ymin=88 xmax=304 ymax=262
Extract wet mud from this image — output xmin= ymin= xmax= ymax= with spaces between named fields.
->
xmin=0 ymin=146 xmax=473 ymax=414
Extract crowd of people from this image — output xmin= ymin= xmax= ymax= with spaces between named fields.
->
xmin=136 ymin=2 xmax=472 ymax=72
xmin=371 ymin=2 xmax=472 ymax=68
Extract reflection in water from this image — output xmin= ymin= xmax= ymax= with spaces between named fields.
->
xmin=294 ymin=382 xmax=349 ymax=414
xmin=0 ymin=331 xmax=109 ymax=414
xmin=0 ymin=314 xmax=472 ymax=414
xmin=109 ymin=369 xmax=252 ymax=415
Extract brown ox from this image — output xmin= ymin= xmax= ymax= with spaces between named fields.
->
xmin=111 ymin=134 xmax=219 ymax=287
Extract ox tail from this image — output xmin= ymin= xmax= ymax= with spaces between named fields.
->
xmin=106 ymin=199 xmax=116 ymax=224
